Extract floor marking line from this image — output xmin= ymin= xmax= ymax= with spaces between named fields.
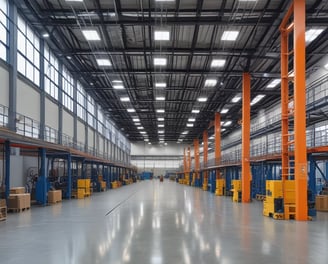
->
xmin=105 ymin=189 xmax=139 ymax=216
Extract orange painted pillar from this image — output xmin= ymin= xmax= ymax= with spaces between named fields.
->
xmin=214 ymin=113 xmax=221 ymax=166
xmin=293 ymin=0 xmax=308 ymax=220
xmin=194 ymin=139 xmax=200 ymax=184
xmin=242 ymin=73 xmax=251 ymax=203
xmin=183 ymin=148 xmax=187 ymax=173
xmin=187 ymin=146 xmax=191 ymax=184
xmin=203 ymin=131 xmax=208 ymax=182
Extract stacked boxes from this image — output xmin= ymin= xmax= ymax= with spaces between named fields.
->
xmin=111 ymin=181 xmax=122 ymax=189
xmin=0 ymin=199 xmax=6 ymax=221
xmin=48 ymin=190 xmax=62 ymax=203
xmin=77 ymin=179 xmax=91 ymax=197
xmin=316 ymin=195 xmax=328 ymax=211
xmin=10 ymin=187 xmax=25 ymax=194
xmin=8 ymin=193 xmax=31 ymax=211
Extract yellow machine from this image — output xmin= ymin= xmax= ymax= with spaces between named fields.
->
xmin=191 ymin=172 xmax=196 ymax=186
xmin=263 ymin=180 xmax=295 ymax=219
xmin=215 ymin=179 xmax=226 ymax=196
xmin=77 ymin=179 xmax=91 ymax=197
xmin=232 ymin=180 xmax=241 ymax=202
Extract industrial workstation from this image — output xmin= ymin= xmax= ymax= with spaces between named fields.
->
xmin=0 ymin=0 xmax=328 ymax=263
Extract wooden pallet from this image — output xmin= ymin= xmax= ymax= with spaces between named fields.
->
xmin=256 ymin=194 xmax=266 ymax=201
xmin=7 ymin=207 xmax=30 ymax=213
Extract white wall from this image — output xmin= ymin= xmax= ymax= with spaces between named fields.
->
xmin=0 ymin=65 xmax=9 ymax=107
xmin=62 ymin=110 xmax=74 ymax=137
xmin=131 ymin=142 xmax=187 ymax=156
xmin=77 ymin=120 xmax=85 ymax=143
xmin=17 ymin=79 xmax=40 ymax=121
xmin=88 ymin=127 xmax=94 ymax=148
xmin=45 ymin=98 xmax=58 ymax=129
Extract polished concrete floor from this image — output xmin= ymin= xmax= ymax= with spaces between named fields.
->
xmin=1 ymin=180 xmax=328 ymax=264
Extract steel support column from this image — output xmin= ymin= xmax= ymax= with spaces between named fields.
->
xmin=8 ymin=1 xmax=17 ymax=132
xmin=203 ymin=130 xmax=208 ymax=188
xmin=194 ymin=139 xmax=200 ymax=187
xmin=67 ymin=153 xmax=71 ymax=199
xmin=38 ymin=148 xmax=47 ymax=206
xmin=39 ymin=39 xmax=45 ymax=140
xmin=214 ymin=113 xmax=221 ymax=166
xmin=4 ymin=141 xmax=10 ymax=199
xmin=242 ymin=73 xmax=251 ymax=203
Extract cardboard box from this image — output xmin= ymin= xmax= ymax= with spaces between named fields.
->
xmin=48 ymin=190 xmax=62 ymax=203
xmin=77 ymin=189 xmax=85 ymax=199
xmin=316 ymin=195 xmax=328 ymax=211
xmin=0 ymin=199 xmax=6 ymax=207
xmin=10 ymin=187 xmax=25 ymax=194
xmin=8 ymin=194 xmax=30 ymax=210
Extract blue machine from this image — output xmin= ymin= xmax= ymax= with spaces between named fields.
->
xmin=141 ymin=171 xmax=153 ymax=180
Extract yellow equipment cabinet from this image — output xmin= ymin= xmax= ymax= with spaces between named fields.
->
xmin=232 ymin=180 xmax=241 ymax=202
xmin=263 ymin=180 xmax=295 ymax=219
xmin=77 ymin=179 xmax=91 ymax=197
xmin=215 ymin=179 xmax=226 ymax=196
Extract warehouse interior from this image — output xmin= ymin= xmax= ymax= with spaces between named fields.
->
xmin=0 ymin=0 xmax=328 ymax=263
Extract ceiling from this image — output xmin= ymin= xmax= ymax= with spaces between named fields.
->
xmin=14 ymin=0 xmax=328 ymax=144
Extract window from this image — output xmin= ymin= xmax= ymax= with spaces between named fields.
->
xmin=77 ymin=82 xmax=86 ymax=121
xmin=44 ymin=44 xmax=59 ymax=100
xmin=62 ymin=66 xmax=74 ymax=112
xmin=0 ymin=0 xmax=7 ymax=61
xmin=97 ymin=108 xmax=104 ymax=134
xmin=17 ymin=15 xmax=40 ymax=86
xmin=87 ymin=95 xmax=95 ymax=127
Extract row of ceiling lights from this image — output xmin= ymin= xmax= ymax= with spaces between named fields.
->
xmin=63 ymin=0 xmax=325 ymax=144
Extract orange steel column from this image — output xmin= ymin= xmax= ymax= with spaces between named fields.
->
xmin=214 ymin=113 xmax=221 ymax=165
xmin=194 ymin=139 xmax=200 ymax=182
xmin=293 ymin=0 xmax=307 ymax=220
xmin=241 ymin=73 xmax=251 ymax=203
xmin=183 ymin=148 xmax=187 ymax=173
xmin=203 ymin=131 xmax=208 ymax=187
xmin=187 ymin=146 xmax=191 ymax=184
xmin=280 ymin=26 xmax=289 ymax=184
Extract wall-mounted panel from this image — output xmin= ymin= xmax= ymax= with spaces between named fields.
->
xmin=62 ymin=110 xmax=74 ymax=137
xmin=17 ymin=79 xmax=40 ymax=121
xmin=77 ymin=120 xmax=85 ymax=144
xmin=0 ymin=65 xmax=9 ymax=107
xmin=45 ymin=98 xmax=58 ymax=129
xmin=88 ymin=127 xmax=94 ymax=148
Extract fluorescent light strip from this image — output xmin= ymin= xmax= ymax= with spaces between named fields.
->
xmin=267 ymin=79 xmax=281 ymax=88
xmin=220 ymin=109 xmax=229 ymax=114
xmin=305 ymin=29 xmax=324 ymax=43
xmin=154 ymin=58 xmax=167 ymax=66
xmin=197 ymin=97 xmax=207 ymax=102
xmin=221 ymin=31 xmax=239 ymax=41
xmin=231 ymin=95 xmax=241 ymax=103
xmin=211 ymin=59 xmax=226 ymax=68
xmin=158 ymin=118 xmax=164 ymax=121
xmin=154 ymin=31 xmax=170 ymax=41
xmin=156 ymin=109 xmax=165 ymax=113
xmin=155 ymin=83 xmax=167 ymax=88
xmin=187 ymin=124 xmax=194 ymax=127
xmin=204 ymin=79 xmax=217 ymax=87
xmin=251 ymin=95 xmax=266 ymax=106
xmin=127 ymin=108 xmax=135 ymax=112
xmin=156 ymin=97 xmax=165 ymax=101
xmin=113 ymin=85 xmax=124 ymax=90
xmin=82 ymin=29 xmax=101 ymax=41
xmin=188 ymin=118 xmax=195 ymax=122
xmin=120 ymin=97 xmax=130 ymax=102
xmin=133 ymin=118 xmax=140 ymax=122
xmin=96 ymin=59 xmax=112 ymax=66
xmin=192 ymin=110 xmax=200 ymax=114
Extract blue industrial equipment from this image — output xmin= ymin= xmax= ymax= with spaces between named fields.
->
xmin=210 ymin=170 xmax=216 ymax=193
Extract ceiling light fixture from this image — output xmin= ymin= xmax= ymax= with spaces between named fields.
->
xmin=154 ymin=58 xmax=167 ymax=66
xmin=220 ymin=109 xmax=229 ymax=114
xmin=133 ymin=118 xmax=140 ymax=122
xmin=204 ymin=79 xmax=217 ymax=87
xmin=96 ymin=59 xmax=112 ymax=67
xmin=324 ymin=63 xmax=328 ymax=70
xmin=127 ymin=108 xmax=135 ymax=112
xmin=251 ymin=94 xmax=266 ymax=106
xmin=187 ymin=124 xmax=194 ymax=127
xmin=305 ymin=29 xmax=324 ymax=43
xmin=137 ymin=126 xmax=144 ymax=130
xmin=188 ymin=118 xmax=195 ymax=122
xmin=113 ymin=85 xmax=124 ymax=90
xmin=231 ymin=95 xmax=241 ymax=103
xmin=211 ymin=59 xmax=226 ymax=68
xmin=267 ymin=79 xmax=281 ymax=88
xmin=120 ymin=97 xmax=130 ymax=102
xmin=158 ymin=130 xmax=164 ymax=134
xmin=156 ymin=96 xmax=165 ymax=101
xmin=155 ymin=82 xmax=167 ymax=88
xmin=192 ymin=109 xmax=200 ymax=114
xmin=112 ymin=80 xmax=122 ymax=83
xmin=181 ymin=131 xmax=189 ymax=135
xmin=158 ymin=124 xmax=164 ymax=128
xmin=140 ymin=131 xmax=146 ymax=134
xmin=197 ymin=97 xmax=208 ymax=102
xmin=154 ymin=30 xmax=170 ymax=41
xmin=158 ymin=118 xmax=164 ymax=121
xmin=221 ymin=31 xmax=239 ymax=41
xmin=82 ymin=29 xmax=101 ymax=41
xmin=156 ymin=109 xmax=165 ymax=113
xmin=223 ymin=121 xmax=232 ymax=127
xmin=42 ymin=33 xmax=49 ymax=38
